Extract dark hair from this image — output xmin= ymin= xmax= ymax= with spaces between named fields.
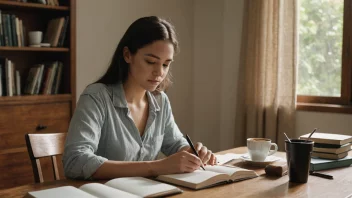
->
xmin=95 ymin=16 xmax=179 ymax=92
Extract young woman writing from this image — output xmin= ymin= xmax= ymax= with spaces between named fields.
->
xmin=63 ymin=16 xmax=216 ymax=180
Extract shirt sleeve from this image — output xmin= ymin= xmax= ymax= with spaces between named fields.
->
xmin=160 ymin=93 xmax=189 ymax=156
xmin=62 ymin=92 xmax=108 ymax=179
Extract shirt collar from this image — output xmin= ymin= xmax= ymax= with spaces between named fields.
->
xmin=112 ymin=83 xmax=160 ymax=112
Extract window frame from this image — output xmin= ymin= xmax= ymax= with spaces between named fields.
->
xmin=297 ymin=0 xmax=352 ymax=113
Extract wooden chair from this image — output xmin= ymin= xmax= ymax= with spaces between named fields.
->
xmin=25 ymin=133 xmax=67 ymax=183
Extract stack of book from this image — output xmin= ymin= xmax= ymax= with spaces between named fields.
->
xmin=300 ymin=132 xmax=352 ymax=160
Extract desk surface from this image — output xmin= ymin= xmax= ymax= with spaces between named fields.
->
xmin=0 ymin=147 xmax=351 ymax=198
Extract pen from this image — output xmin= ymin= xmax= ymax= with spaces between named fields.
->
xmin=185 ymin=134 xmax=206 ymax=170
xmin=309 ymin=171 xmax=333 ymax=180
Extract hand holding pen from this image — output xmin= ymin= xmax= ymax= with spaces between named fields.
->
xmin=185 ymin=135 xmax=217 ymax=169
xmin=185 ymin=135 xmax=206 ymax=170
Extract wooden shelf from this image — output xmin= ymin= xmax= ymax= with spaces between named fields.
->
xmin=0 ymin=46 xmax=69 ymax=52
xmin=0 ymin=94 xmax=72 ymax=105
xmin=0 ymin=147 xmax=27 ymax=155
xmin=0 ymin=1 xmax=69 ymax=11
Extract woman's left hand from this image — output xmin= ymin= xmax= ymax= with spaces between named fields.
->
xmin=185 ymin=142 xmax=217 ymax=165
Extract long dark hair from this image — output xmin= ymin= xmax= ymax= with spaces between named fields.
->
xmin=95 ymin=16 xmax=179 ymax=92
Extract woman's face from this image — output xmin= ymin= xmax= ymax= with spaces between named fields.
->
xmin=124 ymin=40 xmax=174 ymax=92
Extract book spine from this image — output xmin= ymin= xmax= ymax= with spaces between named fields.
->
xmin=16 ymin=70 xmax=20 ymax=95
xmin=11 ymin=15 xmax=18 ymax=46
xmin=6 ymin=14 xmax=13 ymax=47
xmin=2 ymin=14 xmax=8 ymax=46
xmin=6 ymin=59 xmax=13 ymax=96
xmin=311 ymin=159 xmax=352 ymax=171
xmin=58 ymin=16 xmax=69 ymax=47
xmin=11 ymin=62 xmax=16 ymax=95
xmin=0 ymin=10 xmax=3 ymax=46
xmin=54 ymin=62 xmax=62 ymax=94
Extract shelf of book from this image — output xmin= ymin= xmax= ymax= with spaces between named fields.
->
xmin=0 ymin=93 xmax=72 ymax=105
xmin=0 ymin=46 xmax=69 ymax=52
xmin=0 ymin=1 xmax=69 ymax=11
xmin=0 ymin=0 xmax=76 ymax=190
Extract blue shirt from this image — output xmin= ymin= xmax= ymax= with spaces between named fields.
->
xmin=63 ymin=83 xmax=188 ymax=179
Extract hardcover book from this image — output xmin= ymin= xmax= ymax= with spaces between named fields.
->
xmin=312 ymin=151 xmax=348 ymax=160
xmin=310 ymin=156 xmax=352 ymax=171
xmin=300 ymin=133 xmax=352 ymax=145
xmin=156 ymin=165 xmax=258 ymax=190
xmin=313 ymin=143 xmax=351 ymax=154
xmin=24 ymin=177 xmax=182 ymax=198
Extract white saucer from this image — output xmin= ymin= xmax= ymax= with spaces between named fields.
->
xmin=240 ymin=154 xmax=281 ymax=166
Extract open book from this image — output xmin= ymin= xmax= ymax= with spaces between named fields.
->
xmin=156 ymin=165 xmax=258 ymax=190
xmin=24 ymin=177 xmax=182 ymax=198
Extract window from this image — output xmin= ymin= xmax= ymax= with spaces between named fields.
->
xmin=297 ymin=0 xmax=352 ymax=113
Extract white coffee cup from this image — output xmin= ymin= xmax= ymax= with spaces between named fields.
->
xmin=28 ymin=31 xmax=43 ymax=45
xmin=247 ymin=138 xmax=278 ymax=162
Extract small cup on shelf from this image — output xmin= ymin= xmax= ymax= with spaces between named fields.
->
xmin=28 ymin=31 xmax=43 ymax=47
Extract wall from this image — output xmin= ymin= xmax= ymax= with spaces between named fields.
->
xmin=76 ymin=0 xmax=195 ymax=135
xmin=193 ymin=0 xmax=244 ymax=151
xmin=296 ymin=111 xmax=352 ymax=137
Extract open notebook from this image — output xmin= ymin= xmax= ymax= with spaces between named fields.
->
xmin=24 ymin=177 xmax=182 ymax=198
xmin=156 ymin=165 xmax=258 ymax=190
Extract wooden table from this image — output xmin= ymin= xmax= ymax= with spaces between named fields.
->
xmin=0 ymin=147 xmax=351 ymax=198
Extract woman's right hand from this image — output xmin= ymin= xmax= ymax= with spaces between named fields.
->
xmin=156 ymin=151 xmax=203 ymax=175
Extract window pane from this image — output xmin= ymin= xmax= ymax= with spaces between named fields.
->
xmin=298 ymin=0 xmax=343 ymax=97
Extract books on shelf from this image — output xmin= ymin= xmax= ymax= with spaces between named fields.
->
xmin=26 ymin=0 xmax=60 ymax=6
xmin=156 ymin=165 xmax=258 ymax=190
xmin=310 ymin=156 xmax=352 ymax=171
xmin=0 ymin=57 xmax=19 ymax=96
xmin=24 ymin=177 xmax=182 ymax=198
xmin=0 ymin=11 xmax=26 ymax=47
xmin=24 ymin=61 xmax=63 ymax=95
xmin=43 ymin=17 xmax=69 ymax=47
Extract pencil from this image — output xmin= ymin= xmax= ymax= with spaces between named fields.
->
xmin=185 ymin=134 xmax=206 ymax=170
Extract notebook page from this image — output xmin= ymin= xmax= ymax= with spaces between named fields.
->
xmin=216 ymin=153 xmax=242 ymax=165
xmin=79 ymin=183 xmax=141 ymax=198
xmin=205 ymin=165 xmax=247 ymax=176
xmin=105 ymin=177 xmax=181 ymax=197
xmin=158 ymin=170 xmax=223 ymax=184
xmin=25 ymin=186 xmax=97 ymax=198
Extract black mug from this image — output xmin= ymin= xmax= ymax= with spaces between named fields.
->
xmin=285 ymin=139 xmax=314 ymax=183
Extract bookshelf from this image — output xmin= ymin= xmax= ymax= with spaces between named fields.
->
xmin=0 ymin=0 xmax=75 ymax=189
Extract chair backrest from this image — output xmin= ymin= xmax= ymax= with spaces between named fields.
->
xmin=25 ymin=133 xmax=67 ymax=183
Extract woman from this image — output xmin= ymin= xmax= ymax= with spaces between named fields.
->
xmin=63 ymin=16 xmax=216 ymax=180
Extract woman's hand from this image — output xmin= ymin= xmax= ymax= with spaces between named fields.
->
xmin=184 ymin=142 xmax=217 ymax=166
xmin=156 ymin=151 xmax=203 ymax=175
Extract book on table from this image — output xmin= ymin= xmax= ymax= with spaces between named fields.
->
xmin=24 ymin=177 xmax=182 ymax=198
xmin=313 ymin=143 xmax=351 ymax=154
xmin=299 ymin=132 xmax=352 ymax=145
xmin=156 ymin=165 xmax=258 ymax=190
xmin=310 ymin=156 xmax=352 ymax=171
xmin=300 ymin=132 xmax=352 ymax=160
xmin=311 ymin=151 xmax=349 ymax=160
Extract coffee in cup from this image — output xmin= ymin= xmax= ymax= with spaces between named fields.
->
xmin=247 ymin=138 xmax=278 ymax=162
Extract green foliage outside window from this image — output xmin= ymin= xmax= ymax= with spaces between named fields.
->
xmin=298 ymin=0 xmax=343 ymax=96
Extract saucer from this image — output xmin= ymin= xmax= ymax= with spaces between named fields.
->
xmin=240 ymin=154 xmax=281 ymax=166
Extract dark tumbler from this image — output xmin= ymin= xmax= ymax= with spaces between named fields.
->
xmin=285 ymin=139 xmax=314 ymax=183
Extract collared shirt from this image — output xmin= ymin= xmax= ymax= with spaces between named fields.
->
xmin=63 ymin=83 xmax=188 ymax=179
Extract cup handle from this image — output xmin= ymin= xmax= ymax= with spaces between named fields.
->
xmin=268 ymin=143 xmax=278 ymax=156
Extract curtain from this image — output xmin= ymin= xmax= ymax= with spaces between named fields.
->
xmin=235 ymin=0 xmax=297 ymax=150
